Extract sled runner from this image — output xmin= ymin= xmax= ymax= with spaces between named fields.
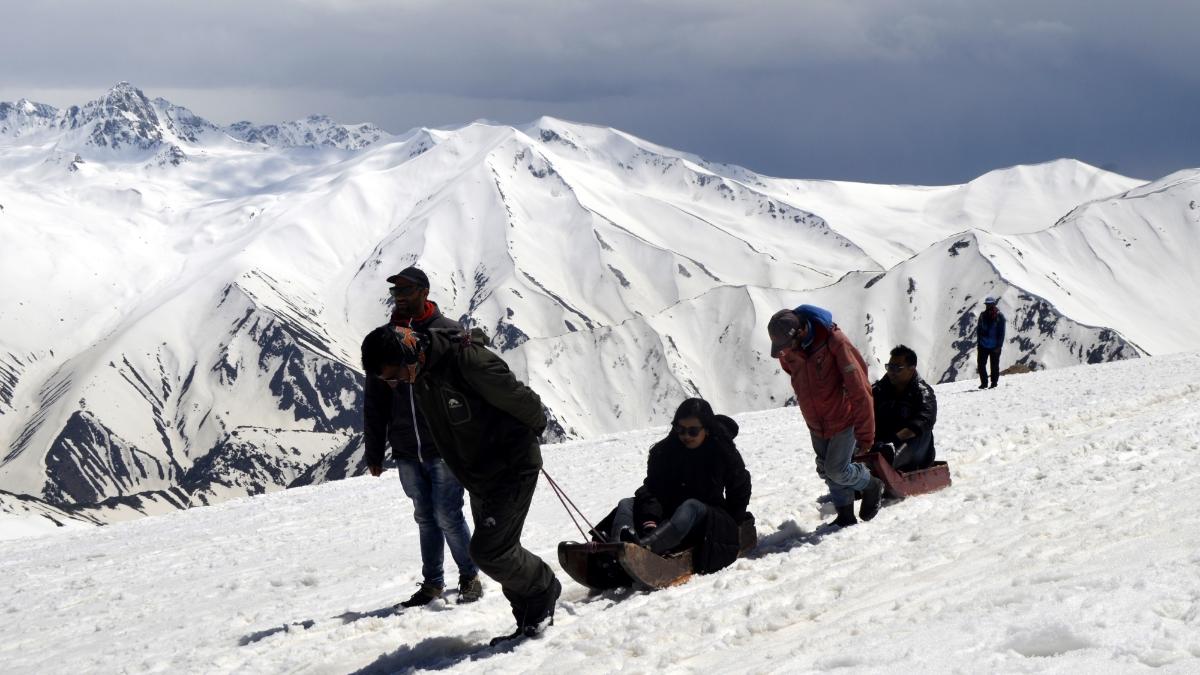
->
xmin=557 ymin=520 xmax=758 ymax=591
xmin=854 ymin=449 xmax=952 ymax=499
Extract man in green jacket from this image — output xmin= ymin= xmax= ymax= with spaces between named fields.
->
xmin=361 ymin=323 xmax=560 ymax=644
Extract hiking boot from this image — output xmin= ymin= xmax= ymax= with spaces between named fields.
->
xmin=398 ymin=581 xmax=443 ymax=608
xmin=617 ymin=526 xmax=639 ymax=544
xmin=638 ymin=522 xmax=684 ymax=555
xmin=510 ymin=577 xmax=561 ymax=638
xmin=989 ymin=382 xmax=998 ymax=389
xmin=457 ymin=575 xmax=483 ymax=604
xmin=831 ymin=503 xmax=857 ymax=528
xmin=860 ymin=476 xmax=885 ymax=522
xmin=978 ymin=383 xmax=988 ymax=390
xmin=490 ymin=579 xmax=562 ymax=646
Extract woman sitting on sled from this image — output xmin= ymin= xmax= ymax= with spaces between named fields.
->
xmin=602 ymin=398 xmax=753 ymax=574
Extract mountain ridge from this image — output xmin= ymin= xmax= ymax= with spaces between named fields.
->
xmin=1 ymin=83 xmax=1193 ymax=525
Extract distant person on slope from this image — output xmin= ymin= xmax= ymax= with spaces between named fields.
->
xmin=363 ymin=266 xmax=483 ymax=609
xmin=604 ymin=398 xmax=752 ymax=573
xmin=767 ymin=305 xmax=884 ymax=528
xmin=360 ymin=322 xmax=560 ymax=645
xmin=976 ymin=296 xmax=1007 ymax=389
xmin=872 ymin=345 xmax=938 ymax=471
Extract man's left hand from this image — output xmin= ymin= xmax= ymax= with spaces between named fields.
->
xmin=897 ymin=428 xmax=916 ymax=441
xmin=855 ymin=444 xmax=872 ymax=456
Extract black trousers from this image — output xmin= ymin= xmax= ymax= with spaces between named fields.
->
xmin=468 ymin=471 xmax=557 ymax=618
xmin=977 ymin=347 xmax=1001 ymax=386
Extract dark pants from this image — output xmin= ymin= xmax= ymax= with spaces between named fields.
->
xmin=468 ymin=471 xmax=557 ymax=618
xmin=891 ymin=432 xmax=935 ymax=472
xmin=977 ymin=347 xmax=1001 ymax=387
xmin=610 ymin=496 xmax=709 ymax=550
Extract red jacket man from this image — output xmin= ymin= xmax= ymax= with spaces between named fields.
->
xmin=768 ymin=304 xmax=883 ymax=527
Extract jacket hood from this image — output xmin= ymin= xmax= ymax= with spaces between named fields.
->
xmin=424 ymin=326 xmax=491 ymax=367
xmin=714 ymin=414 xmax=739 ymax=440
xmin=794 ymin=304 xmax=834 ymax=330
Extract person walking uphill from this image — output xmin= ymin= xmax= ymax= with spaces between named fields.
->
xmin=767 ymin=304 xmax=884 ymax=528
xmin=361 ymin=322 xmax=560 ymax=645
xmin=977 ymin=296 xmax=1007 ymax=389
xmin=363 ymin=266 xmax=482 ymax=608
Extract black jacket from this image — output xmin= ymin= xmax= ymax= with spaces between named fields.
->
xmin=871 ymin=374 xmax=937 ymax=444
xmin=362 ymin=305 xmax=460 ymax=467
xmin=412 ymin=327 xmax=546 ymax=496
xmin=976 ymin=308 xmax=1006 ymax=350
xmin=633 ymin=416 xmax=752 ymax=573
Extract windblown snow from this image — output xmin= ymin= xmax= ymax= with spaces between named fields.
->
xmin=1 ymin=353 xmax=1198 ymax=673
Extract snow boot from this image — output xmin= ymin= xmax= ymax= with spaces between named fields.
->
xmin=457 ymin=575 xmax=483 ymax=604
xmin=638 ymin=522 xmax=685 ymax=555
xmin=831 ymin=504 xmax=857 ymax=528
xmin=491 ymin=577 xmax=562 ymax=646
xmin=617 ymin=525 xmax=639 ymax=544
xmin=859 ymin=476 xmax=885 ymax=522
xmin=398 ymin=581 xmax=443 ymax=608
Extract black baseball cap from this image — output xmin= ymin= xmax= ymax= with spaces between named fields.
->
xmin=386 ymin=266 xmax=429 ymax=288
xmin=767 ymin=309 xmax=801 ymax=357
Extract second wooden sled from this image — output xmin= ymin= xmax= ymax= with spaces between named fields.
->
xmin=854 ymin=450 xmax=952 ymax=499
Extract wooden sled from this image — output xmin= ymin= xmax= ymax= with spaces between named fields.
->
xmin=854 ymin=450 xmax=952 ymax=499
xmin=558 ymin=520 xmax=757 ymax=592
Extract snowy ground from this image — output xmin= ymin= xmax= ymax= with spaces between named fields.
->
xmin=3 ymin=353 xmax=1200 ymax=674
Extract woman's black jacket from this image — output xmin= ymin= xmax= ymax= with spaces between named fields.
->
xmin=632 ymin=415 xmax=752 ymax=573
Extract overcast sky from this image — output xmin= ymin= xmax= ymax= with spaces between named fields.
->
xmin=2 ymin=0 xmax=1196 ymax=184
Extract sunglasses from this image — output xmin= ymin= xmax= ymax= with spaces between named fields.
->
xmin=674 ymin=424 xmax=704 ymax=438
xmin=372 ymin=373 xmax=403 ymax=387
xmin=885 ymin=363 xmax=911 ymax=372
xmin=389 ymin=285 xmax=424 ymax=298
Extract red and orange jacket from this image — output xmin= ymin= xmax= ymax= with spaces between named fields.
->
xmin=779 ymin=321 xmax=875 ymax=446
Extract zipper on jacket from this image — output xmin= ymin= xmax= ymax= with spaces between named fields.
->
xmin=407 ymin=383 xmax=424 ymax=463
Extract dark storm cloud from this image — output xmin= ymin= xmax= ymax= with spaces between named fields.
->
xmin=2 ymin=0 xmax=1196 ymax=183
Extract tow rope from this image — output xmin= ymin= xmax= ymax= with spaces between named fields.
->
xmin=541 ymin=468 xmax=606 ymax=542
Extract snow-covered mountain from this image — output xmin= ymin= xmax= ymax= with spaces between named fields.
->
xmin=2 ymin=83 xmax=1196 ymax=524
xmin=4 ymin=353 xmax=1200 ymax=672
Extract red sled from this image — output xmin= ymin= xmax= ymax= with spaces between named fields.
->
xmin=855 ymin=450 xmax=952 ymax=499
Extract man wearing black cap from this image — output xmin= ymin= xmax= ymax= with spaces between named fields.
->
xmin=360 ymin=322 xmax=560 ymax=645
xmin=976 ymin=296 xmax=1006 ymax=389
xmin=364 ymin=266 xmax=483 ymax=608
xmin=767 ymin=304 xmax=883 ymax=528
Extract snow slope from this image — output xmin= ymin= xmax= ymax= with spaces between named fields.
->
xmin=4 ymin=83 xmax=1196 ymax=522
xmin=2 ymin=353 xmax=1199 ymax=673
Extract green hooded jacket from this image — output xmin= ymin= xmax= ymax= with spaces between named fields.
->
xmin=412 ymin=327 xmax=546 ymax=495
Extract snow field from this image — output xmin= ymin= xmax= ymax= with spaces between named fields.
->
xmin=2 ymin=353 xmax=1200 ymax=673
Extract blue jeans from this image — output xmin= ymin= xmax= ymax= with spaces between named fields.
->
xmin=396 ymin=457 xmax=478 ymax=586
xmin=892 ymin=432 xmax=935 ymax=472
xmin=811 ymin=427 xmax=872 ymax=507
xmin=610 ymin=497 xmax=637 ymax=539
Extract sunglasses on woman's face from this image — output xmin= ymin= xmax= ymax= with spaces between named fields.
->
xmin=674 ymin=424 xmax=704 ymax=438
